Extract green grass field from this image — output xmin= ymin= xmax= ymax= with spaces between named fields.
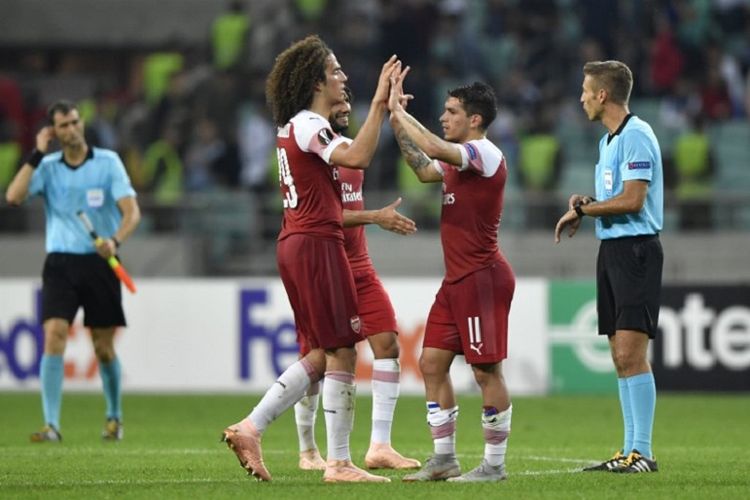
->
xmin=0 ymin=392 xmax=748 ymax=499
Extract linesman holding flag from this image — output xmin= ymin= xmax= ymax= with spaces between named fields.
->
xmin=6 ymin=99 xmax=141 ymax=442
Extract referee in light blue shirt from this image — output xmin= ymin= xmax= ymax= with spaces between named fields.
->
xmin=555 ymin=61 xmax=663 ymax=474
xmin=5 ymin=100 xmax=141 ymax=443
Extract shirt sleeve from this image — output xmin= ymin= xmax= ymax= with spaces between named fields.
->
xmin=454 ymin=140 xmax=504 ymax=177
xmin=110 ymin=154 xmax=137 ymax=200
xmin=294 ymin=116 xmax=346 ymax=165
xmin=620 ymin=130 xmax=655 ymax=183
xmin=28 ymin=164 xmax=45 ymax=197
xmin=433 ymin=159 xmax=447 ymax=176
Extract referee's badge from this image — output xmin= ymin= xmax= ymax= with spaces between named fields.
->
xmin=86 ymin=188 xmax=104 ymax=207
xmin=604 ymin=169 xmax=613 ymax=195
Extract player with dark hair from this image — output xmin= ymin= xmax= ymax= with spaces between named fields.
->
xmin=221 ymin=35 xmax=400 ymax=483
xmin=293 ymin=87 xmax=420 ymax=471
xmin=388 ymin=77 xmax=515 ymax=482
xmin=6 ymin=99 xmax=141 ymax=443
xmin=555 ymin=60 xmax=663 ymax=474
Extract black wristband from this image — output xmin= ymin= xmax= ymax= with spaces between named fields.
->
xmin=111 ymin=236 xmax=121 ymax=248
xmin=26 ymin=149 xmax=44 ymax=169
xmin=574 ymin=203 xmax=585 ymax=218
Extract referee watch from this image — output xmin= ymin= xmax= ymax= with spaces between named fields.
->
xmin=574 ymin=202 xmax=586 ymax=218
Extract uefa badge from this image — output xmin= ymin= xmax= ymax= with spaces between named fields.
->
xmin=350 ymin=315 xmax=361 ymax=334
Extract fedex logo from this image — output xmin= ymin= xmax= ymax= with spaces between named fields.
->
xmin=0 ymin=291 xmax=43 ymax=380
xmin=237 ymin=286 xmax=425 ymax=384
xmin=239 ymin=289 xmax=298 ymax=379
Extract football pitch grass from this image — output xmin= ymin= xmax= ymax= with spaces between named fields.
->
xmin=0 ymin=392 xmax=748 ymax=499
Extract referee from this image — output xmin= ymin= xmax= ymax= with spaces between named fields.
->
xmin=555 ymin=61 xmax=663 ymax=474
xmin=6 ymin=100 xmax=141 ymax=442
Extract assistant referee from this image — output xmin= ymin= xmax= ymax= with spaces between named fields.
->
xmin=6 ymin=100 xmax=141 ymax=442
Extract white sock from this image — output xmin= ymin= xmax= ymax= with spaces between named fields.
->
xmin=371 ymin=358 xmax=400 ymax=444
xmin=323 ymin=371 xmax=356 ymax=462
xmin=482 ymin=404 xmax=512 ymax=467
xmin=248 ymin=360 xmax=313 ymax=433
xmin=427 ymin=401 xmax=459 ymax=456
xmin=294 ymin=381 xmax=320 ymax=452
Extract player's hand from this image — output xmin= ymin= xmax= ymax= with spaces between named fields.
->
xmin=388 ymin=64 xmax=412 ymax=113
xmin=568 ymin=194 xmax=595 ymax=210
xmin=554 ymin=209 xmax=582 ymax=243
xmin=95 ymin=238 xmax=117 ymax=259
xmin=35 ymin=126 xmax=55 ymax=153
xmin=375 ymin=197 xmax=417 ymax=235
xmin=372 ymin=55 xmax=400 ymax=106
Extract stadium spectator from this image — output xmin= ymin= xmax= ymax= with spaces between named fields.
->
xmin=649 ymin=13 xmax=685 ymax=95
xmin=140 ymin=123 xmax=183 ymax=231
xmin=389 ymin=78 xmax=515 ymax=483
xmin=211 ymin=1 xmax=250 ymax=71
xmin=5 ymin=99 xmax=141 ymax=443
xmin=293 ymin=87 xmax=420 ymax=472
xmin=700 ymin=66 xmax=733 ymax=121
xmin=220 ymin=35 xmax=399 ymax=483
xmin=672 ymin=114 xmax=714 ymax=230
xmin=555 ymin=60 xmax=663 ymax=473
xmin=517 ymin=107 xmax=563 ymax=229
xmin=183 ymin=118 xmax=226 ymax=192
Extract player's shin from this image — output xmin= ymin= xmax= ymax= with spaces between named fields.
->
xmin=427 ymin=402 xmax=459 ymax=456
xmin=371 ymin=358 xmax=400 ymax=444
xmin=323 ymin=371 xmax=356 ymax=461
xmin=247 ymin=358 xmax=319 ymax=433
xmin=294 ymin=382 xmax=321 ymax=452
xmin=482 ymin=404 xmax=511 ymax=467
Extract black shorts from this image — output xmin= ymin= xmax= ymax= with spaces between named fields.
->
xmin=596 ymin=235 xmax=663 ymax=338
xmin=42 ymin=252 xmax=126 ymax=327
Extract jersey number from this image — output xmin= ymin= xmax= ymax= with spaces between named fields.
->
xmin=277 ymin=147 xmax=298 ymax=209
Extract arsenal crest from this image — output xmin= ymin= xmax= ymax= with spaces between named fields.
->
xmin=350 ymin=315 xmax=361 ymax=333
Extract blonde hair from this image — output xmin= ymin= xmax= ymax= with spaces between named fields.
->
xmin=583 ymin=60 xmax=633 ymax=105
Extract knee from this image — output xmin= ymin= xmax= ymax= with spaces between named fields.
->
xmin=44 ymin=326 xmax=68 ymax=354
xmin=419 ymin=354 xmax=443 ymax=379
xmin=612 ymin=350 xmax=639 ymax=374
xmin=370 ymin=333 xmax=399 ymax=360
xmin=304 ymin=349 xmax=326 ymax=379
xmin=472 ymin=365 xmax=498 ymax=388
xmin=92 ymin=338 xmax=116 ymax=363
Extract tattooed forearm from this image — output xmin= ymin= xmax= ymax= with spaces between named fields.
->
xmin=403 ymin=113 xmax=431 ymax=136
xmin=395 ymin=128 xmax=431 ymax=172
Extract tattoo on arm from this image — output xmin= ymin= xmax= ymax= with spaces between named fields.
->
xmin=404 ymin=114 xmax=430 ymax=136
xmin=395 ymin=128 xmax=430 ymax=172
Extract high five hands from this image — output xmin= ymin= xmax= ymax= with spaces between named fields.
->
xmin=388 ymin=63 xmax=413 ymax=113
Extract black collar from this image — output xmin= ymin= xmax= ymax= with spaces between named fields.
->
xmin=62 ymin=147 xmax=93 ymax=170
xmin=606 ymin=113 xmax=634 ymax=145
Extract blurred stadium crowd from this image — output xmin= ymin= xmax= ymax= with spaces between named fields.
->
xmin=1 ymin=0 xmax=750 ymax=241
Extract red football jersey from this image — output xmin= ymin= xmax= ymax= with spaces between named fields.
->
xmin=437 ymin=138 xmax=510 ymax=283
xmin=276 ymin=110 xmax=348 ymax=242
xmin=338 ymin=166 xmax=374 ymax=272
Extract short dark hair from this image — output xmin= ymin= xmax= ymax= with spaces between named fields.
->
xmin=47 ymin=100 xmax=78 ymax=124
xmin=583 ymin=60 xmax=633 ymax=105
xmin=343 ymin=85 xmax=353 ymax=104
xmin=447 ymin=82 xmax=498 ymax=131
